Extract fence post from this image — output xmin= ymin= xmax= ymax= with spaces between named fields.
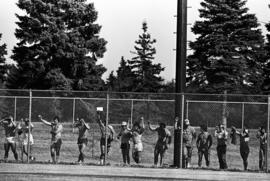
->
xmin=130 ymin=99 xmax=134 ymax=126
xmin=241 ymin=103 xmax=245 ymax=130
xmin=267 ymin=96 xmax=270 ymax=172
xmin=14 ymin=97 xmax=17 ymax=122
xmin=186 ymin=100 xmax=189 ymax=120
xmin=179 ymin=94 xmax=185 ymax=168
xmin=27 ymin=90 xmax=32 ymax=164
xmin=72 ymin=98 xmax=76 ymax=133
xmin=104 ymin=92 xmax=110 ymax=165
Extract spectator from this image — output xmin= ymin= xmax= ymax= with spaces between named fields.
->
xmin=256 ymin=126 xmax=267 ymax=170
xmin=215 ymin=124 xmax=228 ymax=169
xmin=73 ymin=118 xmax=90 ymax=164
xmin=148 ymin=121 xmax=172 ymax=167
xmin=131 ymin=117 xmax=145 ymax=164
xmin=38 ymin=115 xmax=63 ymax=164
xmin=0 ymin=116 xmax=18 ymax=162
xmin=196 ymin=125 xmax=212 ymax=168
xmin=117 ymin=121 xmax=132 ymax=166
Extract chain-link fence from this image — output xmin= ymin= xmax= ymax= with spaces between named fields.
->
xmin=0 ymin=90 xmax=269 ymax=172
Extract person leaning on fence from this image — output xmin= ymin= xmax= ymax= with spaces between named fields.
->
xmin=215 ymin=124 xmax=228 ymax=170
xmin=232 ymin=126 xmax=250 ymax=170
xmin=196 ymin=124 xmax=212 ymax=168
xmin=131 ymin=117 xmax=145 ymax=165
xmin=38 ymin=115 xmax=63 ymax=164
xmin=0 ymin=116 xmax=18 ymax=162
xmin=117 ymin=121 xmax=132 ymax=166
xmin=256 ymin=126 xmax=267 ymax=170
xmin=148 ymin=121 xmax=171 ymax=167
xmin=73 ymin=118 xmax=90 ymax=164
xmin=96 ymin=112 xmax=115 ymax=165
xmin=17 ymin=118 xmax=35 ymax=161
xmin=182 ymin=119 xmax=196 ymax=168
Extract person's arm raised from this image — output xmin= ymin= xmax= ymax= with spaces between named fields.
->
xmin=38 ymin=115 xmax=52 ymax=126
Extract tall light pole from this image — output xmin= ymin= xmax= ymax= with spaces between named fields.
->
xmin=174 ymin=0 xmax=187 ymax=168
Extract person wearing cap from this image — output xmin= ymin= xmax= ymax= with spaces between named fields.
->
xmin=17 ymin=118 xmax=35 ymax=161
xmin=117 ymin=120 xmax=132 ymax=166
xmin=73 ymin=118 xmax=90 ymax=164
xmin=233 ymin=127 xmax=249 ymax=170
xmin=214 ymin=124 xmax=228 ymax=169
xmin=38 ymin=115 xmax=63 ymax=164
xmin=0 ymin=116 xmax=18 ymax=162
xmin=182 ymin=119 xmax=196 ymax=168
xmin=196 ymin=124 xmax=212 ymax=168
xmin=131 ymin=117 xmax=145 ymax=164
xmin=148 ymin=121 xmax=171 ymax=167
xmin=256 ymin=126 xmax=267 ymax=170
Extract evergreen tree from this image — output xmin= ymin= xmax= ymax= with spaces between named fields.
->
xmin=129 ymin=22 xmax=164 ymax=92
xmin=106 ymin=71 xmax=117 ymax=91
xmin=188 ymin=0 xmax=266 ymax=94
xmin=0 ymin=33 xmax=8 ymax=86
xmin=263 ymin=17 xmax=270 ymax=94
xmin=8 ymin=0 xmax=107 ymax=90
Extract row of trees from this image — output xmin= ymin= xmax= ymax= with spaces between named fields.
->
xmin=0 ymin=0 xmax=270 ymax=94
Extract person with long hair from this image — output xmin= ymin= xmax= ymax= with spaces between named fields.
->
xmin=38 ymin=115 xmax=63 ymax=164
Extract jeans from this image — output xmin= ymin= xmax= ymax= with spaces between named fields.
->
xmin=217 ymin=145 xmax=227 ymax=169
xmin=198 ymin=149 xmax=210 ymax=167
xmin=4 ymin=142 xmax=18 ymax=161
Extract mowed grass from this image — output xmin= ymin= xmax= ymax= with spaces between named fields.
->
xmin=0 ymin=123 xmax=268 ymax=171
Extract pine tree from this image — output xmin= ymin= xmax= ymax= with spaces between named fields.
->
xmin=106 ymin=71 xmax=117 ymax=91
xmin=129 ymin=22 xmax=164 ymax=92
xmin=8 ymin=0 xmax=107 ymax=90
xmin=188 ymin=0 xmax=266 ymax=94
xmin=263 ymin=18 xmax=270 ymax=93
xmin=0 ymin=33 xmax=8 ymax=86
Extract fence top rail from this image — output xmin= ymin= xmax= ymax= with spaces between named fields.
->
xmin=0 ymin=95 xmax=175 ymax=102
xmin=187 ymin=100 xmax=268 ymax=105
xmin=0 ymin=88 xmax=269 ymax=97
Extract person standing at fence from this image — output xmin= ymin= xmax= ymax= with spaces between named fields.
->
xmin=73 ymin=118 xmax=90 ymax=164
xmin=131 ymin=117 xmax=145 ymax=165
xmin=148 ymin=121 xmax=171 ymax=167
xmin=196 ymin=124 xmax=212 ymax=168
xmin=96 ymin=111 xmax=115 ymax=165
xmin=38 ymin=115 xmax=63 ymax=164
xmin=17 ymin=118 xmax=35 ymax=161
xmin=215 ymin=124 xmax=228 ymax=170
xmin=182 ymin=119 xmax=196 ymax=168
xmin=256 ymin=126 xmax=267 ymax=170
xmin=117 ymin=121 xmax=132 ymax=166
xmin=0 ymin=116 xmax=18 ymax=162
xmin=232 ymin=127 xmax=250 ymax=170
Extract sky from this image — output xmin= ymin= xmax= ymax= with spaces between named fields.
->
xmin=0 ymin=0 xmax=270 ymax=81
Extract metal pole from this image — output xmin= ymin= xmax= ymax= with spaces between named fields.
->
xmin=186 ymin=101 xmax=189 ymax=119
xmin=14 ymin=97 xmax=17 ymax=122
xmin=130 ymin=100 xmax=134 ymax=126
xmin=179 ymin=94 xmax=185 ymax=168
xmin=104 ymin=93 xmax=110 ymax=165
xmin=241 ymin=103 xmax=245 ymax=130
xmin=27 ymin=90 xmax=32 ymax=163
xmin=266 ymin=96 xmax=270 ymax=172
xmin=174 ymin=0 xmax=187 ymax=167
xmin=72 ymin=98 xmax=76 ymax=133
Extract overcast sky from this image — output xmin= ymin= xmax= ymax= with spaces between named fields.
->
xmin=0 ymin=0 xmax=270 ymax=81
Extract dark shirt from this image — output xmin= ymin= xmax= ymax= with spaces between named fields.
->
xmin=197 ymin=131 xmax=212 ymax=150
xmin=1 ymin=122 xmax=17 ymax=137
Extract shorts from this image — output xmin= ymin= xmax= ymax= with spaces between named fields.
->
xmin=77 ymin=138 xmax=88 ymax=145
xmin=133 ymin=142 xmax=143 ymax=152
xmin=100 ymin=138 xmax=112 ymax=148
xmin=23 ymin=134 xmax=34 ymax=146
xmin=5 ymin=137 xmax=16 ymax=144
xmin=120 ymin=143 xmax=130 ymax=150
xmin=51 ymin=139 xmax=62 ymax=148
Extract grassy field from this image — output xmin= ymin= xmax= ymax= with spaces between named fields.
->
xmin=0 ymin=122 xmax=269 ymax=171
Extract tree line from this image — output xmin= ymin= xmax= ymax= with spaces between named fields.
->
xmin=0 ymin=0 xmax=270 ymax=94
